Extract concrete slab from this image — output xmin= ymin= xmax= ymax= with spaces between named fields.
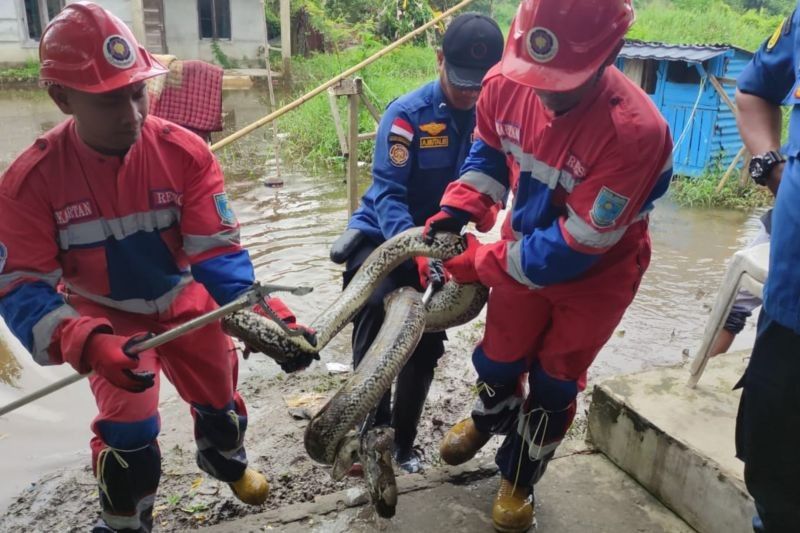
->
xmin=587 ymin=351 xmax=755 ymax=533
xmin=201 ymin=452 xmax=692 ymax=533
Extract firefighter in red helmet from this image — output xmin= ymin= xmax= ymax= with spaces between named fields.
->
xmin=0 ymin=2 xmax=312 ymax=531
xmin=424 ymin=1 xmax=673 ymax=531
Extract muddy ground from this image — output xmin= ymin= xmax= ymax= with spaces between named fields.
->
xmin=0 ymin=317 xmax=592 ymax=533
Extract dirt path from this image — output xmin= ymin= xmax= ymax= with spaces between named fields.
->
xmin=0 ymin=318 xmax=522 ymax=532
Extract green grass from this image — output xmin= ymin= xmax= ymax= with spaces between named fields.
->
xmin=669 ymin=170 xmax=774 ymax=209
xmin=631 ymin=0 xmax=784 ymax=50
xmin=0 ymin=59 xmax=40 ymax=84
xmin=275 ymin=44 xmax=438 ymax=168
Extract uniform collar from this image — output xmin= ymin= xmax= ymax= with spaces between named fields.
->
xmin=68 ymin=118 xmax=140 ymax=168
xmin=432 ymin=80 xmax=452 ymax=121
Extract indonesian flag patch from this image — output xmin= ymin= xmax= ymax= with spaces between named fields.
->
xmin=390 ymin=118 xmax=414 ymax=143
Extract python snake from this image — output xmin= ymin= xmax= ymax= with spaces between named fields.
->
xmin=222 ymin=227 xmax=488 ymax=515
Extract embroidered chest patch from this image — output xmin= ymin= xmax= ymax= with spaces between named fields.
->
xmin=54 ymin=200 xmax=95 ymax=227
xmin=213 ymin=192 xmax=238 ymax=227
xmin=590 ymin=187 xmax=629 ymax=228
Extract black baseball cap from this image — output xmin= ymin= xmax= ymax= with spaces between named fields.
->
xmin=442 ymin=12 xmax=505 ymax=90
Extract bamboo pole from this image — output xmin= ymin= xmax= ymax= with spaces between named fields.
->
xmin=210 ymin=0 xmax=476 ymax=153
xmin=707 ymin=73 xmax=738 ymax=119
xmin=715 ymin=145 xmax=747 ymax=193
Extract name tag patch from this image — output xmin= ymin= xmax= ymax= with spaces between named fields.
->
xmin=150 ymin=189 xmax=183 ymax=208
xmin=420 ymin=136 xmax=449 ymax=149
xmin=54 ymin=200 xmax=95 ymax=227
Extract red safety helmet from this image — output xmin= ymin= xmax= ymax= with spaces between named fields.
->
xmin=501 ymin=0 xmax=635 ymax=92
xmin=39 ymin=1 xmax=166 ymax=93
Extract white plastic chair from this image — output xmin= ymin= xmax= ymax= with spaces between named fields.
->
xmin=687 ymin=242 xmax=770 ymax=388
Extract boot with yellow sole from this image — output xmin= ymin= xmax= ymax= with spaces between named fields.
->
xmin=492 ymin=476 xmax=535 ymax=532
xmin=229 ymin=468 xmax=269 ymax=505
xmin=439 ymin=417 xmax=491 ymax=466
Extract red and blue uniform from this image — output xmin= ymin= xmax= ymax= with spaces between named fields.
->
xmin=734 ymin=6 xmax=800 ymax=531
xmin=442 ymin=65 xmax=672 ymax=488
xmin=0 ymin=116 xmax=255 ymax=530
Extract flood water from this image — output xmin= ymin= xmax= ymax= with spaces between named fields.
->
xmin=0 ymin=88 xmax=763 ymax=511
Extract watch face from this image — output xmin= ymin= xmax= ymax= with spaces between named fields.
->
xmin=751 ymin=159 xmax=764 ymax=178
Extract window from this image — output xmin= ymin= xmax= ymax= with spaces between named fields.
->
xmin=24 ymin=0 xmax=64 ymax=41
xmin=666 ymin=61 xmax=703 ymax=85
xmin=198 ymin=0 xmax=231 ymax=40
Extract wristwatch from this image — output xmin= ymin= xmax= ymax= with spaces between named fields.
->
xmin=749 ymin=151 xmax=785 ymax=186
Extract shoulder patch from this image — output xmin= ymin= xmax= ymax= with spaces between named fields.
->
xmin=0 ymin=138 xmax=52 ymax=198
xmin=389 ymin=143 xmax=410 ymax=167
xmin=0 ymin=242 xmax=6 ymax=274
xmin=213 ymin=192 xmax=238 ymax=227
xmin=767 ymin=17 xmax=788 ymax=51
xmin=419 ymin=122 xmax=447 ymax=136
xmin=590 ymin=187 xmax=629 ymax=228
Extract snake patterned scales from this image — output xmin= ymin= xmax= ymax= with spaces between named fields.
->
xmin=222 ymin=227 xmax=489 ymax=466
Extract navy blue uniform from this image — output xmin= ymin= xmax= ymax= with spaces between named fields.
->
xmin=736 ymin=7 xmax=800 ymax=532
xmin=343 ymin=80 xmax=475 ymax=456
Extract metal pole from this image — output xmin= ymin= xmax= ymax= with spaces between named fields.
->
xmin=0 ymin=283 xmax=312 ymax=417
xmin=209 ymin=0 xmax=476 ymax=153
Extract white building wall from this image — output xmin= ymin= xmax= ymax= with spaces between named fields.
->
xmin=163 ymin=0 xmax=266 ymax=65
xmin=0 ymin=0 xmax=137 ymax=65
xmin=0 ymin=0 xmax=265 ymax=66
xmin=0 ymin=1 xmax=37 ymax=65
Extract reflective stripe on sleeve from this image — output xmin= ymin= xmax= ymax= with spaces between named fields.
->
xmin=459 ymin=170 xmax=508 ymax=204
xmin=0 ymin=268 xmax=62 ymax=293
xmin=183 ymin=228 xmax=242 ymax=257
xmin=501 ymin=140 xmax=577 ymax=193
xmin=506 ymin=240 xmax=543 ymax=289
xmin=31 ymin=303 xmax=79 ymax=365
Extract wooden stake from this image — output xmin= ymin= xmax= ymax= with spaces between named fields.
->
xmin=347 ymin=91 xmax=360 ymax=215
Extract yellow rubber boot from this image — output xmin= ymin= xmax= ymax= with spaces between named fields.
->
xmin=229 ymin=468 xmax=269 ymax=505
xmin=492 ymin=477 xmax=534 ymax=533
xmin=439 ymin=418 xmax=491 ymax=466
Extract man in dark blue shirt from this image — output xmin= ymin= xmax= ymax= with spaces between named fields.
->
xmin=331 ymin=13 xmax=504 ymax=473
xmin=736 ymin=6 xmax=800 ymax=532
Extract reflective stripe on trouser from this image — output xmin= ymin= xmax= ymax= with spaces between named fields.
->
xmin=76 ymin=281 xmax=250 ymax=524
xmin=343 ymin=239 xmax=445 ymax=447
xmin=91 ymin=443 xmax=161 ymax=532
xmin=471 ymin=226 xmax=651 ymax=487
xmin=193 ymin=396 xmax=249 ymax=482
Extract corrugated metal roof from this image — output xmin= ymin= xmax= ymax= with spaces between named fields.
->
xmin=620 ymin=40 xmax=752 ymax=63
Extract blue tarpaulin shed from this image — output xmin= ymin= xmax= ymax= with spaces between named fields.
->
xmin=616 ymin=40 xmax=753 ymax=177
